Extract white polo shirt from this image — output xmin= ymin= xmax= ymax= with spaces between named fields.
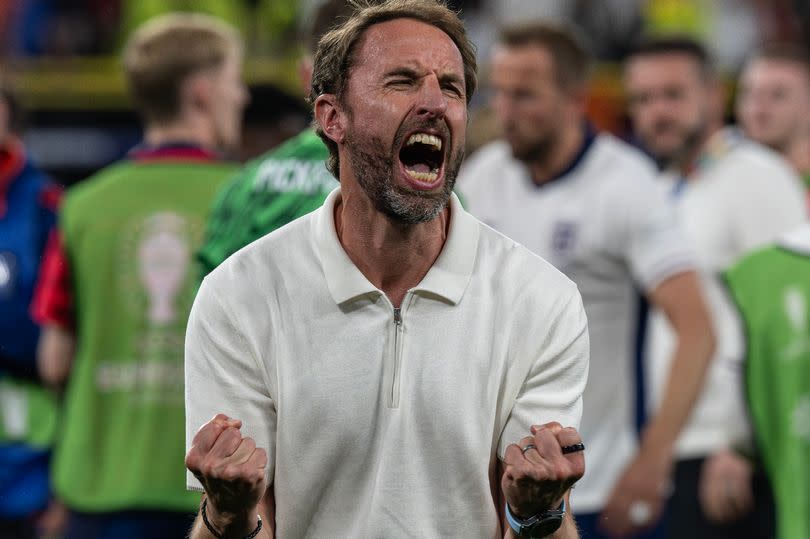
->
xmin=185 ymin=188 xmax=589 ymax=538
xmin=458 ymin=133 xmax=693 ymax=513
xmin=646 ymin=128 xmax=808 ymax=458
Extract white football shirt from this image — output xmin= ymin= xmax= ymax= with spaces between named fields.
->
xmin=646 ymin=128 xmax=808 ymax=458
xmin=459 ymin=133 xmax=694 ymax=512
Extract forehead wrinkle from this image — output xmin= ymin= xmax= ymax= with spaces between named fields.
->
xmin=356 ymin=19 xmax=464 ymax=73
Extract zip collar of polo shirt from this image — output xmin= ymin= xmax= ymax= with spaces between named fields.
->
xmin=313 ymin=188 xmax=480 ymax=306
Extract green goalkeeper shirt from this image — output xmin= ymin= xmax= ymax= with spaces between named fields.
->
xmin=198 ymin=129 xmax=335 ymax=276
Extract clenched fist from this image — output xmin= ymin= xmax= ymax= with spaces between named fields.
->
xmin=185 ymin=414 xmax=268 ymax=531
xmin=502 ymin=422 xmax=585 ymax=518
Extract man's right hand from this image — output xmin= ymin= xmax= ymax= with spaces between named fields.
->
xmin=186 ymin=414 xmax=268 ymax=534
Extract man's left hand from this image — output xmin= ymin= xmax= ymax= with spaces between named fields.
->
xmin=598 ymin=445 xmax=672 ymax=538
xmin=501 ymin=422 xmax=585 ymax=518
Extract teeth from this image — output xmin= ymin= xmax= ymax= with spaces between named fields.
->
xmin=406 ymin=169 xmax=438 ymax=182
xmin=406 ymin=133 xmax=442 ymax=151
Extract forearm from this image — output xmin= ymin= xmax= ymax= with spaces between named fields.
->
xmin=642 ymin=324 xmax=714 ymax=453
xmin=37 ymin=324 xmax=75 ymax=388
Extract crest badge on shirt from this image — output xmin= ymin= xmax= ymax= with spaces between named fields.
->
xmin=551 ymin=221 xmax=579 ymax=264
xmin=0 ymin=251 xmax=18 ymax=299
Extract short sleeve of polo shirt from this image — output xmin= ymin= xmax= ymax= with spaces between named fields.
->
xmin=185 ymin=276 xmax=276 ymax=491
xmin=618 ymin=176 xmax=694 ymax=292
xmin=498 ymin=290 xmax=590 ymax=458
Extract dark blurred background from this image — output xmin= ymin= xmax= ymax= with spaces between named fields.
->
xmin=1 ymin=0 xmax=807 ymax=185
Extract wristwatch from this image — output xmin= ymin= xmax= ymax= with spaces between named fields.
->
xmin=505 ymin=499 xmax=566 ymax=537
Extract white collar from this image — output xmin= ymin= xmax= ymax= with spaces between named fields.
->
xmin=312 ymin=187 xmax=480 ymax=306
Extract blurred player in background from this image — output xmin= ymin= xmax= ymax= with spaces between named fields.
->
xmin=736 ymin=44 xmax=810 ymax=201
xmin=721 ymin=224 xmax=810 ymax=539
xmin=31 ymin=13 xmax=248 ymax=539
xmin=624 ymin=36 xmax=807 ymax=539
xmin=0 ymin=75 xmax=61 ymax=539
xmin=197 ymin=0 xmax=353 ymax=277
xmin=458 ymin=22 xmax=715 ymax=539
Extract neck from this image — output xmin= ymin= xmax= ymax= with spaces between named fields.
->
xmin=526 ymin=120 xmax=585 ymax=186
xmin=676 ymin=120 xmax=723 ymax=178
xmin=143 ymin=118 xmax=215 ymax=150
xmin=784 ymin=135 xmax=810 ymax=176
xmin=334 ymin=179 xmax=450 ymax=308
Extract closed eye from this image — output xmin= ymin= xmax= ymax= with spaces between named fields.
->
xmin=441 ymin=82 xmax=464 ymax=97
xmin=387 ymin=78 xmax=414 ymax=88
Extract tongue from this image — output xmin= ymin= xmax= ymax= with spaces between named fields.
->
xmin=406 ymin=163 xmax=432 ymax=174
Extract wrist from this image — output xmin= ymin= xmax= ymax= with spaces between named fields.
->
xmin=202 ymin=498 xmax=261 ymax=539
xmin=508 ymin=498 xmax=562 ymax=520
xmin=505 ymin=499 xmax=566 ymax=537
xmin=639 ymin=427 xmax=675 ymax=461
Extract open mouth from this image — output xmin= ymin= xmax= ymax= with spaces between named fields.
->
xmin=398 ymin=132 xmax=445 ymax=186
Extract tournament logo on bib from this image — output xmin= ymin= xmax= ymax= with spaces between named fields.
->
xmin=119 ymin=212 xmax=203 ymax=327
xmin=107 ymin=212 xmax=204 ymax=405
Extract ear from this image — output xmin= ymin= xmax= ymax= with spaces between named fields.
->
xmin=184 ymin=72 xmax=213 ymax=113
xmin=314 ymin=93 xmax=346 ymax=145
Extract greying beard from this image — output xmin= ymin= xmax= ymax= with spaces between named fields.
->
xmin=346 ymin=130 xmax=463 ymax=224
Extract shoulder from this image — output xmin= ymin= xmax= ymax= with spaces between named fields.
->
xmin=14 ymin=160 xmax=59 ymax=200
xmin=268 ymin=129 xmax=329 ymax=160
xmin=244 ymin=130 xmax=335 ymax=195
xmin=587 ymin=134 xmax=658 ymax=184
xmin=719 ymin=139 xmax=797 ymax=181
xmin=474 ymin=219 xmax=580 ymax=307
xmin=459 ymin=141 xmax=514 ymax=183
xmin=583 ymin=135 xmax=664 ymax=207
xmin=707 ymin=140 xmax=805 ymax=207
xmin=206 ymin=209 xmax=317 ymax=291
xmin=61 ymin=161 xmax=130 ymax=210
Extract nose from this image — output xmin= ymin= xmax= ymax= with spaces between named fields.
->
xmin=415 ymin=74 xmax=448 ymax=118
xmin=647 ymin=95 xmax=674 ymax=120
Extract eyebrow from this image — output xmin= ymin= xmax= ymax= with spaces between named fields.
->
xmin=383 ymin=67 xmax=421 ymax=80
xmin=383 ymin=67 xmax=465 ymax=89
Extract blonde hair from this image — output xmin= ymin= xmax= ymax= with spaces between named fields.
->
xmin=123 ymin=13 xmax=243 ymax=124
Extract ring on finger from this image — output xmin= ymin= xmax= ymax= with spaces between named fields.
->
xmin=628 ymin=500 xmax=652 ymax=526
xmin=522 ymin=443 xmax=537 ymax=454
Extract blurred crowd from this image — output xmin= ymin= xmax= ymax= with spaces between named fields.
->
xmin=1 ymin=0 xmax=808 ymax=65
xmin=0 ymin=1 xmax=809 ymax=538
